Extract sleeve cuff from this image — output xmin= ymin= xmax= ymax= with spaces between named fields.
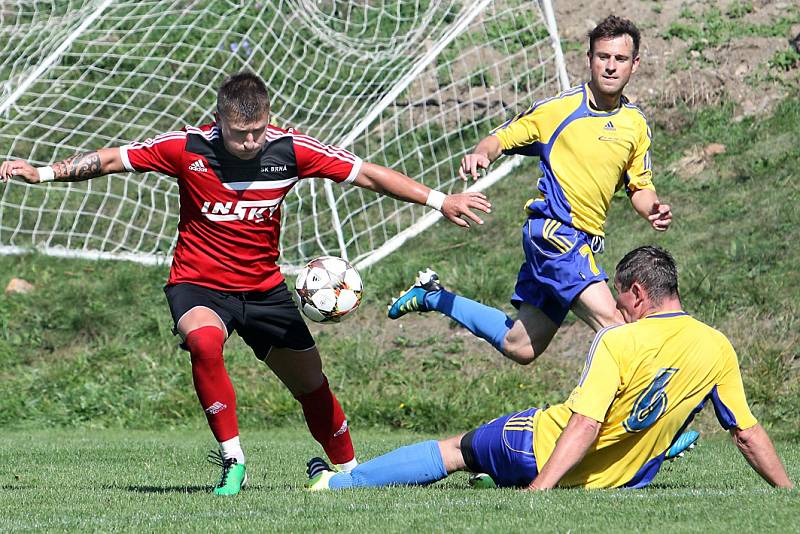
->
xmin=342 ymin=156 xmax=363 ymax=184
xmin=119 ymin=145 xmax=135 ymax=172
xmin=568 ymin=404 xmax=606 ymax=423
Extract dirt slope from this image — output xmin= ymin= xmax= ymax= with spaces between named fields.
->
xmin=553 ymin=0 xmax=800 ymax=129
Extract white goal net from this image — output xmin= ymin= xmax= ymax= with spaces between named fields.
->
xmin=0 ymin=0 xmax=568 ymax=270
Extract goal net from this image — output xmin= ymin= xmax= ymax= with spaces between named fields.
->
xmin=0 ymin=0 xmax=568 ymax=271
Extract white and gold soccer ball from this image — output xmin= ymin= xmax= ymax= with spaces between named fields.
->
xmin=294 ymin=256 xmax=363 ymax=323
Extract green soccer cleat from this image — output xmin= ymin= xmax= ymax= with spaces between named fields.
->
xmin=665 ymin=430 xmax=700 ymax=461
xmin=305 ymin=457 xmax=337 ymax=492
xmin=208 ymin=451 xmax=247 ymax=496
xmin=468 ymin=472 xmax=496 ymax=489
xmin=387 ymin=269 xmax=443 ymax=319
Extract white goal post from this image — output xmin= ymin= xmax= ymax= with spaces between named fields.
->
xmin=0 ymin=0 xmax=569 ymax=271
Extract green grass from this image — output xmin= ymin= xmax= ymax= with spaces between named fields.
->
xmin=661 ymin=4 xmax=800 ymax=52
xmin=1 ymin=429 xmax=798 ymax=532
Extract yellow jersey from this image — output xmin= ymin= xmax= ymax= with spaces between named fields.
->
xmin=531 ymin=311 xmax=757 ymax=489
xmin=492 ymin=83 xmax=654 ymax=237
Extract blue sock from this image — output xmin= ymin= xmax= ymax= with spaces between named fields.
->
xmin=424 ymin=290 xmax=514 ymax=353
xmin=329 ymin=440 xmax=447 ymax=489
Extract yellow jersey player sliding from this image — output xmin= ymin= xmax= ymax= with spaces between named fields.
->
xmin=307 ymin=246 xmax=793 ymax=491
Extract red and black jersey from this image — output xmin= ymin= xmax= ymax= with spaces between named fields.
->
xmin=120 ymin=123 xmax=362 ymax=292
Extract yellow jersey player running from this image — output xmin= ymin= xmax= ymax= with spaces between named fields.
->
xmin=388 ymin=16 xmax=673 ymax=365
xmin=307 ymin=246 xmax=793 ymax=491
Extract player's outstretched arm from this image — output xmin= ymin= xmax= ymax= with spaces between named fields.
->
xmin=458 ymin=135 xmax=503 ymax=181
xmin=731 ymin=424 xmax=794 ymax=489
xmin=353 ymin=161 xmax=492 ymax=228
xmin=0 ymin=148 xmax=126 ymax=185
xmin=629 ymin=188 xmax=672 ymax=231
xmin=525 ymin=412 xmax=601 ymax=491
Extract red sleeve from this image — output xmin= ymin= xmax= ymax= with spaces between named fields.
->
xmin=291 ymin=130 xmax=363 ymax=183
xmin=120 ymin=130 xmax=187 ymax=177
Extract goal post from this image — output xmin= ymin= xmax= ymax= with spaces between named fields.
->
xmin=0 ymin=0 xmax=569 ymax=270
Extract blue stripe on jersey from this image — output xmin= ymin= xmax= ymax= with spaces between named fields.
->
xmin=578 ymin=324 xmax=623 ymax=386
xmin=647 ymin=312 xmax=689 ymax=319
xmin=625 ymin=102 xmax=653 ymax=174
xmin=491 ymin=85 xmax=584 ymax=134
xmin=623 ymin=102 xmax=650 ymax=124
xmin=710 ymin=385 xmax=738 ymax=429
xmin=621 ymin=452 xmax=666 ymax=489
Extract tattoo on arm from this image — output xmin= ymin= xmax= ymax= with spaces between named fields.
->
xmin=51 ymin=151 xmax=103 ymax=181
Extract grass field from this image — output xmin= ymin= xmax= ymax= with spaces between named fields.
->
xmin=1 ymin=429 xmax=798 ymax=532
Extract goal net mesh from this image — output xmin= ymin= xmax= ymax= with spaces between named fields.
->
xmin=0 ymin=0 xmax=566 ymax=269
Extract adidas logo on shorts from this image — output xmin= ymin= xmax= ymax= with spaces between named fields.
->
xmin=189 ymin=159 xmax=208 ymax=172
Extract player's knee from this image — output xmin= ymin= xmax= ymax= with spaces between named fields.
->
xmin=502 ymin=339 xmax=538 ymax=365
xmin=503 ymin=333 xmax=554 ymax=365
xmin=185 ymin=325 xmax=225 ymax=360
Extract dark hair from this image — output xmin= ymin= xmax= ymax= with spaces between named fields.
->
xmin=216 ymin=71 xmax=270 ymax=123
xmin=588 ymin=15 xmax=641 ymax=58
xmin=615 ymin=246 xmax=679 ymax=304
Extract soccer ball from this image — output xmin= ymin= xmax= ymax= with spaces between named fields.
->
xmin=294 ymin=256 xmax=363 ymax=323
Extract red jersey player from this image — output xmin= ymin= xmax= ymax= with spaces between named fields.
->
xmin=0 ymin=72 xmax=491 ymax=496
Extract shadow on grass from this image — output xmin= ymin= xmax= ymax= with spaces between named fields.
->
xmin=642 ymin=482 xmax=697 ymax=490
xmin=123 ymin=485 xmax=209 ymax=494
xmin=122 ymin=483 xmax=267 ymax=494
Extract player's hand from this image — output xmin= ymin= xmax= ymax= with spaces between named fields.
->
xmin=648 ymin=201 xmax=672 ymax=231
xmin=0 ymin=159 xmax=39 ymax=184
xmin=441 ymin=192 xmax=491 ymax=228
xmin=458 ymin=153 xmax=491 ymax=181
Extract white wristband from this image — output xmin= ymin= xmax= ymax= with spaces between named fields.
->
xmin=37 ymin=166 xmax=55 ymax=183
xmin=425 ymin=189 xmax=446 ymax=211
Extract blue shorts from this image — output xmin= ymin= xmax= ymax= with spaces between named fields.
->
xmin=512 ymin=217 xmax=608 ymax=325
xmin=460 ymin=408 xmax=539 ymax=488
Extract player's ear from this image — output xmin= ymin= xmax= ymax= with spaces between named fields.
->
xmin=631 ymin=54 xmax=640 ymax=74
xmin=631 ymin=281 xmax=646 ymax=307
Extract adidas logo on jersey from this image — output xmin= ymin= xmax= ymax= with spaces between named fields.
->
xmin=603 ymin=121 xmax=616 ymax=131
xmin=189 ymin=159 xmax=208 ymax=172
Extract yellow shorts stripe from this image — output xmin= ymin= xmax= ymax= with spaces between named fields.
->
xmin=543 ymin=219 xmax=569 ymax=253
xmin=542 ymin=219 xmax=572 ymax=253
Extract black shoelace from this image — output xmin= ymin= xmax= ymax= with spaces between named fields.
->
xmin=207 ymin=450 xmax=237 ymax=487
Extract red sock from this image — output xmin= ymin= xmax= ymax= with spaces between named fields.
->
xmin=296 ymin=376 xmax=355 ymax=465
xmin=185 ymin=326 xmax=239 ymax=442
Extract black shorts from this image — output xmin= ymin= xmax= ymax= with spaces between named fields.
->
xmin=164 ymin=282 xmax=315 ymax=359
